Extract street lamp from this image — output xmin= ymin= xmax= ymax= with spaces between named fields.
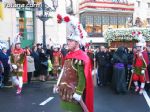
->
xmin=37 ymin=0 xmax=58 ymax=49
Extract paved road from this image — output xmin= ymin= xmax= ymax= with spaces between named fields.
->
xmin=0 ymin=81 xmax=150 ymax=112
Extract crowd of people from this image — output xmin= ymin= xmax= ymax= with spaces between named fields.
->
xmin=0 ymin=42 xmax=69 ymax=87
xmin=93 ymin=44 xmax=150 ymax=94
xmin=1 ymin=41 xmax=150 ymax=93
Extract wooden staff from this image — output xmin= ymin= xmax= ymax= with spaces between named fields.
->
xmin=93 ymin=55 xmax=97 ymax=87
xmin=128 ymin=72 xmax=133 ymax=91
xmin=79 ymin=98 xmax=89 ymax=112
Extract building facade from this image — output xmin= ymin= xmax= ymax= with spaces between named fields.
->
xmin=1 ymin=0 xmax=150 ymax=48
xmin=133 ymin=0 xmax=150 ymax=27
xmin=0 ymin=0 xmax=67 ymax=48
xmin=78 ymin=0 xmax=134 ymax=46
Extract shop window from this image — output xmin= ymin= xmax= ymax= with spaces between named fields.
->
xmin=26 ymin=11 xmax=34 ymax=40
xmin=93 ymin=16 xmax=102 ymax=37
xmin=85 ymin=15 xmax=94 ymax=36
xmin=16 ymin=10 xmax=34 ymax=40
xmin=34 ymin=0 xmax=42 ymax=3
xmin=15 ymin=0 xmax=28 ymax=4
xmin=102 ymin=16 xmax=109 ymax=25
xmin=19 ymin=18 xmax=24 ymax=32
xmin=109 ymin=16 xmax=117 ymax=29
xmin=147 ymin=18 xmax=150 ymax=24
xmin=118 ymin=16 xmax=126 ymax=28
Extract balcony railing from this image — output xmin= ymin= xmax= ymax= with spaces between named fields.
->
xmin=79 ymin=0 xmax=134 ymax=12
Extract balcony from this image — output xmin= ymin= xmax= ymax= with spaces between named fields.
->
xmin=79 ymin=0 xmax=134 ymax=13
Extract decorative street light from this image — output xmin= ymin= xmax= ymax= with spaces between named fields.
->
xmin=37 ymin=0 xmax=58 ymax=49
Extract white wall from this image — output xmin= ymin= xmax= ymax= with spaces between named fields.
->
xmin=133 ymin=0 xmax=150 ymax=22
xmin=0 ymin=0 xmax=16 ymax=43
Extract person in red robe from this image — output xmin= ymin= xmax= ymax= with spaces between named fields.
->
xmin=54 ymin=14 xmax=94 ymax=112
xmin=52 ymin=44 xmax=62 ymax=78
xmin=132 ymin=42 xmax=149 ymax=94
xmin=10 ymin=33 xmax=28 ymax=94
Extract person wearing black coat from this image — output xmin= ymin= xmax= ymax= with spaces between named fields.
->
xmin=39 ymin=48 xmax=48 ymax=81
xmin=96 ymin=46 xmax=109 ymax=86
xmin=31 ymin=46 xmax=40 ymax=78
xmin=111 ymin=46 xmax=128 ymax=94
xmin=0 ymin=47 xmax=10 ymax=86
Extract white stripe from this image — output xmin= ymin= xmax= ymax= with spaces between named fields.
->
xmin=143 ymin=90 xmax=150 ymax=108
xmin=39 ymin=97 xmax=54 ymax=106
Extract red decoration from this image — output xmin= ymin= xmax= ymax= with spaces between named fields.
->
xmin=132 ymin=31 xmax=136 ymax=36
xmin=138 ymin=31 xmax=141 ymax=35
xmin=85 ymin=43 xmax=90 ymax=47
xmin=57 ymin=14 xmax=62 ymax=20
xmin=18 ymin=32 xmax=23 ymax=36
xmin=57 ymin=14 xmax=63 ymax=23
xmin=63 ymin=16 xmax=70 ymax=22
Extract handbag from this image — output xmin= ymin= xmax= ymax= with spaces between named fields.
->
xmin=41 ymin=61 xmax=48 ymax=67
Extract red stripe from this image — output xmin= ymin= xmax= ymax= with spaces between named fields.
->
xmin=80 ymin=1 xmax=134 ymax=6
xmin=79 ymin=5 xmax=134 ymax=11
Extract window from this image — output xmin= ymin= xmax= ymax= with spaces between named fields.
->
xmin=109 ymin=16 xmax=117 ymax=28
xmin=147 ymin=18 xmax=150 ymax=24
xmin=16 ymin=10 xmax=34 ymax=40
xmin=85 ymin=15 xmax=94 ymax=36
xmin=118 ymin=16 xmax=126 ymax=28
xmin=80 ymin=14 xmax=131 ymax=37
xmin=148 ymin=3 xmax=150 ymax=8
xmin=26 ymin=11 xmax=34 ymax=40
xmin=93 ymin=16 xmax=102 ymax=37
xmin=102 ymin=15 xmax=109 ymax=33
xmin=102 ymin=15 xmax=109 ymax=25
xmin=137 ymin=1 xmax=140 ymax=7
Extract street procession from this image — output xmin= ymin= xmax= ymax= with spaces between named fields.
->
xmin=0 ymin=0 xmax=150 ymax=112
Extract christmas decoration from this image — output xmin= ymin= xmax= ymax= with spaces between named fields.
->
xmin=104 ymin=28 xmax=150 ymax=43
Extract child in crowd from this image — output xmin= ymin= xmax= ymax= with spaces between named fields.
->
xmin=47 ymin=55 xmax=53 ymax=80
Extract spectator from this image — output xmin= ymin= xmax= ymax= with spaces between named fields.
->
xmin=39 ymin=48 xmax=48 ymax=81
xmin=31 ymin=46 xmax=40 ymax=78
xmin=61 ymin=44 xmax=68 ymax=57
xmin=47 ymin=55 xmax=53 ymax=80
xmin=0 ymin=60 xmax=4 ymax=87
xmin=111 ymin=46 xmax=128 ymax=94
xmin=27 ymin=53 xmax=35 ymax=84
xmin=0 ymin=47 xmax=11 ymax=86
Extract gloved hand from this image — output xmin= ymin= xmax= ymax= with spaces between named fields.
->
xmin=131 ymin=69 xmax=134 ymax=73
xmin=73 ymin=93 xmax=81 ymax=102
xmin=53 ymin=85 xmax=59 ymax=94
xmin=58 ymin=67 xmax=61 ymax=70
xmin=141 ymin=70 xmax=145 ymax=74
xmin=12 ymin=64 xmax=17 ymax=70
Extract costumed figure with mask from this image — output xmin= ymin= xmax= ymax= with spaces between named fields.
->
xmin=52 ymin=44 xmax=62 ymax=78
xmin=10 ymin=33 xmax=28 ymax=94
xmin=132 ymin=34 xmax=149 ymax=94
xmin=53 ymin=14 xmax=94 ymax=112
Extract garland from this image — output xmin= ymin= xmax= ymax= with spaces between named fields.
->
xmin=104 ymin=28 xmax=150 ymax=43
